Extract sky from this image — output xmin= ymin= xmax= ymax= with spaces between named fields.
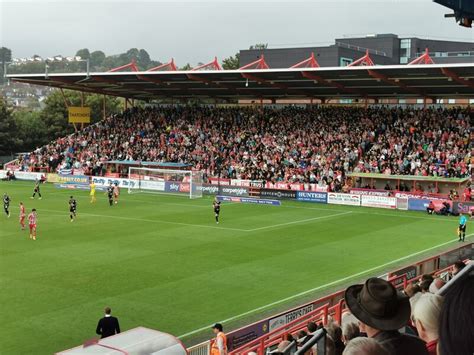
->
xmin=1 ymin=0 xmax=473 ymax=66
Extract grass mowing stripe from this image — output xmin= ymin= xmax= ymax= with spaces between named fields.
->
xmin=7 ymin=206 xmax=249 ymax=232
xmin=177 ymin=235 xmax=472 ymax=339
xmin=246 ymin=211 xmax=353 ymax=232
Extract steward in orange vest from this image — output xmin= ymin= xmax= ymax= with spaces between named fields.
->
xmin=211 ymin=323 xmax=227 ymax=355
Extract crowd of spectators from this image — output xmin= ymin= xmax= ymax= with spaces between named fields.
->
xmin=17 ymin=105 xmax=472 ymax=185
xmin=267 ymin=260 xmax=472 ymax=355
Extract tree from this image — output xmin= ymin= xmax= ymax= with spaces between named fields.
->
xmin=84 ymin=94 xmax=122 ymax=124
xmin=13 ymin=110 xmax=48 ymax=151
xmin=222 ymin=53 xmax=240 ymax=70
xmin=0 ymin=47 xmax=12 ymax=84
xmin=249 ymin=43 xmax=268 ymax=50
xmin=137 ymin=49 xmax=151 ymax=69
xmin=0 ymin=98 xmax=21 ymax=155
xmin=0 ymin=47 xmax=12 ymax=62
xmin=39 ymin=90 xmax=78 ymax=140
xmin=75 ymin=48 xmax=90 ymax=60
xmin=179 ymin=63 xmax=192 ymax=70
xmin=90 ymin=50 xmax=106 ymax=67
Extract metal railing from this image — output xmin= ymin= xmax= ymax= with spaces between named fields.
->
xmin=188 ymin=341 xmax=210 ymax=355
xmin=414 ymin=50 xmax=474 ymax=58
xmin=335 ymin=42 xmax=388 ymax=57
xmin=295 ymin=328 xmax=327 ymax=355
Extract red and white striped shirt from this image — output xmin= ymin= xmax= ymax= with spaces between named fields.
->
xmin=28 ymin=212 xmax=37 ymax=225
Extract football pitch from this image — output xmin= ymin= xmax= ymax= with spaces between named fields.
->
xmin=0 ymin=181 xmax=466 ymax=354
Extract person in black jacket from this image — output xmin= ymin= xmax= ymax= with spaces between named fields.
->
xmin=96 ymin=307 xmax=120 ymax=338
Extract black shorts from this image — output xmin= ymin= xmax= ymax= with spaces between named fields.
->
xmin=459 ymin=225 xmax=466 ymax=232
xmin=4 ymin=206 xmax=9 ymax=211
xmin=70 ymin=208 xmax=76 ymax=213
xmin=214 ymin=209 xmax=220 ymax=215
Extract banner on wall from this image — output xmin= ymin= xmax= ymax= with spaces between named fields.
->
xmin=199 ymin=184 xmax=219 ymax=195
xmin=58 ymin=174 xmax=89 ymax=185
xmin=260 ymin=189 xmax=297 ymax=200
xmin=227 ymin=320 xmax=269 ymax=351
xmin=296 ymin=191 xmax=328 ymax=203
xmin=407 ymin=198 xmax=430 ymax=211
xmin=389 ymin=265 xmax=418 ymax=286
xmin=268 ymin=304 xmax=314 ymax=332
xmin=327 ymin=193 xmax=361 ymax=206
xmin=361 ymin=195 xmax=397 ymax=209
xmin=395 ymin=192 xmax=446 ymax=200
xmin=350 ymin=188 xmax=390 ymax=197
xmin=453 ymin=202 xmax=474 ymax=215
xmin=15 ymin=171 xmax=46 ymax=181
xmin=217 ymin=195 xmax=281 ymax=206
xmin=218 ymin=186 xmax=249 ymax=197
xmin=91 ymin=176 xmax=138 ymax=190
xmin=68 ymin=106 xmax=91 ymax=123
xmin=46 ymin=173 xmax=60 ymax=183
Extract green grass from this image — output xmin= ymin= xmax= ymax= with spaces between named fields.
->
xmin=0 ymin=181 xmax=466 ymax=354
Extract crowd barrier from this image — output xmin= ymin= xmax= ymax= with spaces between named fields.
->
xmin=188 ymin=243 xmax=473 ymax=355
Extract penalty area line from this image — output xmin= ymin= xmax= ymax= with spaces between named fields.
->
xmin=177 ymin=236 xmax=471 ymax=339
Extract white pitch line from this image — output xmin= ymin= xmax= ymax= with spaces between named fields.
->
xmin=244 ymin=211 xmax=353 ymax=232
xmin=177 ymin=236 xmax=472 ymax=339
xmin=278 ymin=204 xmax=460 ymax=223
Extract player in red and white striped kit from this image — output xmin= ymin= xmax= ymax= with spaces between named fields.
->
xmin=28 ymin=209 xmax=37 ymax=240
xmin=19 ymin=202 xmax=26 ymax=230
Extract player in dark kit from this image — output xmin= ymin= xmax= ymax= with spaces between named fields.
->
xmin=213 ymin=197 xmax=221 ymax=224
xmin=3 ymin=193 xmax=11 ymax=218
xmin=31 ymin=180 xmax=42 ymax=199
xmin=69 ymin=196 xmax=77 ymax=222
xmin=107 ymin=184 xmax=114 ymax=206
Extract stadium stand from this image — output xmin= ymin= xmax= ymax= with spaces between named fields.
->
xmin=14 ymin=106 xmax=472 ymax=187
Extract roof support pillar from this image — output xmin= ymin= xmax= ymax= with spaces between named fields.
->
xmin=60 ymin=88 xmax=77 ymax=132
xmin=103 ymin=94 xmax=106 ymax=120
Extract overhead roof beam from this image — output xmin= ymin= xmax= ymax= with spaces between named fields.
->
xmin=300 ymin=71 xmax=366 ymax=97
xmin=290 ymin=53 xmax=320 ymax=69
xmin=239 ymin=55 xmax=270 ymax=70
xmin=348 ymin=50 xmax=375 ymax=67
xmin=108 ymin=60 xmax=139 ymax=72
xmin=367 ymin=69 xmax=424 ymax=96
xmin=440 ymin=67 xmax=474 ymax=89
xmin=147 ymin=59 xmax=177 ymax=72
xmin=408 ymin=48 xmax=435 ymax=65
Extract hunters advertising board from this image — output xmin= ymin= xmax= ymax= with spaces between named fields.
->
xmin=296 ymin=191 xmax=328 ymax=203
xmin=361 ymin=195 xmax=397 ymax=209
xmin=327 ymin=193 xmax=361 ymax=206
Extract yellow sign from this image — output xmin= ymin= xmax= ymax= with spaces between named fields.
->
xmin=46 ymin=173 xmax=59 ymax=183
xmin=68 ymin=107 xmax=91 ymax=123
